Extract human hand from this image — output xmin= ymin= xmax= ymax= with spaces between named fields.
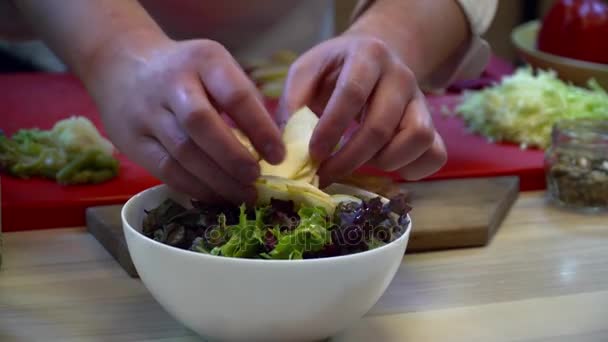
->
xmin=278 ymin=35 xmax=447 ymax=186
xmin=86 ymin=34 xmax=285 ymax=203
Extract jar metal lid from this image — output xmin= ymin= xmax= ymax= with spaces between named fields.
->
xmin=552 ymin=119 xmax=608 ymax=146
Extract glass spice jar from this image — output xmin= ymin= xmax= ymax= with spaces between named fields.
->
xmin=545 ymin=119 xmax=608 ymax=212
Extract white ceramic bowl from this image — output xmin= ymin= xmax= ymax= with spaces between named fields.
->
xmin=122 ymin=183 xmax=411 ymax=342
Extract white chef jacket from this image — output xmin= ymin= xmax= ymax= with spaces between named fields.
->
xmin=142 ymin=0 xmax=498 ymax=89
xmin=351 ymin=0 xmax=498 ymax=89
xmin=141 ymin=0 xmax=497 ymax=88
xmin=2 ymin=0 xmax=498 ymax=89
xmin=139 ymin=0 xmax=336 ymax=61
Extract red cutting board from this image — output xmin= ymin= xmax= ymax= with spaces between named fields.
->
xmin=368 ymin=95 xmax=546 ymax=190
xmin=1 ymin=73 xmax=161 ymax=232
xmin=0 ymin=72 xmax=545 ymax=232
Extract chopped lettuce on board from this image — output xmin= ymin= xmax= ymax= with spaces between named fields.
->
xmin=0 ymin=116 xmax=119 ymax=184
xmin=454 ymin=67 xmax=608 ymax=149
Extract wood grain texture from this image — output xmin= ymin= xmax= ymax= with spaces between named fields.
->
xmin=2 ymin=191 xmax=608 ymax=341
xmin=84 ymin=176 xmax=519 ymax=278
xmin=86 ymin=205 xmax=138 ymax=277
xmin=403 ymin=176 xmax=519 ymax=252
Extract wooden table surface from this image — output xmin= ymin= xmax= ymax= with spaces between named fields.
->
xmin=2 ymin=191 xmax=608 ymax=342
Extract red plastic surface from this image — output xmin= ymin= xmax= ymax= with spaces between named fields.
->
xmin=0 ymin=67 xmax=545 ymax=232
xmin=358 ymin=95 xmax=546 ymax=189
xmin=1 ymin=73 xmax=161 ymax=232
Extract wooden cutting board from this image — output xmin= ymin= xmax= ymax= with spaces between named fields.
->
xmin=86 ymin=176 xmax=519 ymax=278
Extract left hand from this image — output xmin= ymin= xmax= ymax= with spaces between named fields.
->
xmin=278 ymin=34 xmax=447 ymax=186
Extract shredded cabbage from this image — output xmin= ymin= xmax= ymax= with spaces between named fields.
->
xmin=51 ymin=116 xmax=114 ymax=155
xmin=0 ymin=116 xmax=118 ymax=184
xmin=454 ymin=67 xmax=608 ymax=149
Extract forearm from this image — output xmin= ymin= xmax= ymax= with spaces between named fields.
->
xmin=10 ymin=0 xmax=167 ymax=82
xmin=346 ymin=0 xmax=470 ymax=83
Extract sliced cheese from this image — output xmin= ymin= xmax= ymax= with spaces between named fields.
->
xmin=259 ymin=106 xmax=319 ymax=180
xmin=232 ymin=107 xmax=340 ymax=212
xmin=255 ymin=176 xmax=335 ymax=215
xmin=292 ymin=160 xmax=317 ymax=179
xmin=331 ymin=194 xmax=362 ymax=206
xmin=259 ymin=141 xmax=309 ymax=178
xmin=311 ymin=175 xmax=320 ymax=188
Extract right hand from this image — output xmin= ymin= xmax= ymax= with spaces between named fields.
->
xmin=85 ymin=33 xmax=285 ymax=204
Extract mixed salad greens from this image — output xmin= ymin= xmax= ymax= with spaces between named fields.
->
xmin=455 ymin=67 xmax=608 ymax=149
xmin=142 ymin=195 xmax=411 ymax=260
xmin=0 ymin=116 xmax=119 ymax=185
xmin=142 ymin=105 xmax=411 ymax=259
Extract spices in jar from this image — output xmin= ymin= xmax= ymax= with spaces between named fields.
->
xmin=545 ymin=119 xmax=608 ymax=211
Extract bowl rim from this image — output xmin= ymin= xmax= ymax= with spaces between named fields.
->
xmin=121 ymin=183 xmax=412 ymax=265
xmin=511 ymin=20 xmax=608 ymax=71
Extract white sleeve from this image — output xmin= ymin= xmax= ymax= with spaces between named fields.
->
xmin=456 ymin=0 xmax=498 ymax=36
xmin=351 ymin=0 xmax=499 ymax=90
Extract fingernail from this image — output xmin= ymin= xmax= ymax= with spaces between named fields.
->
xmin=239 ymin=164 xmax=260 ymax=183
xmin=264 ymin=143 xmax=285 ymax=165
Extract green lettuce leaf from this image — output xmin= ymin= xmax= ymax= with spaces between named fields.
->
xmin=268 ymin=206 xmax=331 ymax=260
xmin=219 ymin=205 xmax=267 ymax=258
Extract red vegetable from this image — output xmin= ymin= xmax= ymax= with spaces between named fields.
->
xmin=537 ymin=0 xmax=608 ymax=64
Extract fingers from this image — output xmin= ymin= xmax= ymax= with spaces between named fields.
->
xmin=150 ymin=112 xmax=257 ymax=204
xmin=277 ymin=47 xmax=328 ymax=126
xmin=397 ymin=132 xmax=447 ymax=180
xmin=369 ymin=90 xmax=446 ymax=181
xmin=370 ymin=91 xmax=436 ymax=172
xmin=199 ymin=52 xmax=285 ymax=164
xmin=309 ymin=55 xmax=382 ymax=161
xmin=167 ymin=75 xmax=261 ymax=184
xmin=318 ymin=68 xmax=410 ymax=185
xmin=134 ymin=136 xmax=223 ymax=203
